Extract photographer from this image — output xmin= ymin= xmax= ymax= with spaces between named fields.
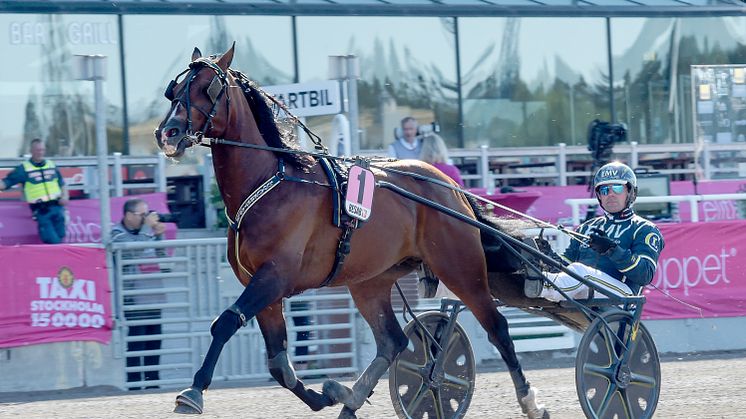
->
xmin=112 ymin=199 xmax=166 ymax=243
xmin=111 ymin=198 xmax=166 ymax=389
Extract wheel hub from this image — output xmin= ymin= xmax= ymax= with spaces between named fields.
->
xmin=615 ymin=364 xmax=632 ymax=388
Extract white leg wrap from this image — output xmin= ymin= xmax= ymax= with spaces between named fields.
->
xmin=521 ymin=387 xmax=548 ymax=419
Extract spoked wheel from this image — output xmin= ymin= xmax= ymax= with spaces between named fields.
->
xmin=389 ymin=311 xmax=475 ymax=419
xmin=576 ymin=310 xmax=661 ymax=419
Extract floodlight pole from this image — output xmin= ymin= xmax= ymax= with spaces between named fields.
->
xmin=74 ymin=54 xmax=110 ymax=245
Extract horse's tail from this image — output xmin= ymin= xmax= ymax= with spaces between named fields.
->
xmin=465 ymin=195 xmax=527 ymax=273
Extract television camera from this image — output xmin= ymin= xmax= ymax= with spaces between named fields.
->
xmin=587 ymin=119 xmax=627 ymax=163
xmin=583 ymin=119 xmax=629 ymax=221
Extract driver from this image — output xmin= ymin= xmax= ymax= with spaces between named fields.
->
xmin=525 ymin=161 xmax=665 ymax=301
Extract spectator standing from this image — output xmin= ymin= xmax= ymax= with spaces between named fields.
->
xmin=420 ymin=134 xmax=464 ymax=187
xmin=111 ymin=198 xmax=166 ymax=389
xmin=0 ymin=138 xmax=69 ymax=244
xmin=387 ymin=116 xmax=423 ymax=159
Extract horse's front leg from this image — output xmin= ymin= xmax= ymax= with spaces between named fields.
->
xmin=322 ymin=279 xmax=408 ymax=419
xmin=256 ymin=300 xmax=334 ymax=411
xmin=173 ymin=264 xmax=286 ymax=414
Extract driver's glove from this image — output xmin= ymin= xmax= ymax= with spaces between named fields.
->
xmin=588 ymin=228 xmax=617 ymax=256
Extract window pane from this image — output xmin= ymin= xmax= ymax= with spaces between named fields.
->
xmin=460 ymin=17 xmax=609 ymax=148
xmin=612 ymin=17 xmax=746 ymax=145
xmin=123 ymin=15 xmax=293 ymax=158
xmin=297 ymin=16 xmax=459 ymax=152
xmin=0 ymin=14 xmax=122 ymax=157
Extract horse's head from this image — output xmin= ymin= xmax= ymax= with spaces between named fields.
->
xmin=155 ymin=44 xmax=235 ymax=158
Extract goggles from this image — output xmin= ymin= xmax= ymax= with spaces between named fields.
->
xmin=597 ymin=184 xmax=626 ymax=196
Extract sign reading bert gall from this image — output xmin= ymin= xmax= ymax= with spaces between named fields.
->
xmin=0 ymin=245 xmax=112 ymax=348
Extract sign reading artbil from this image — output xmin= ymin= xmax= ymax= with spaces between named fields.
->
xmin=263 ymin=80 xmax=341 ymax=118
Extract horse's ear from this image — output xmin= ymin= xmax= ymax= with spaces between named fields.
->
xmin=216 ymin=42 xmax=235 ymax=71
xmin=191 ymin=47 xmax=202 ymax=62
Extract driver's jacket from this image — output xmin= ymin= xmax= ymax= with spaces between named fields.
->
xmin=561 ymin=209 xmax=664 ymax=294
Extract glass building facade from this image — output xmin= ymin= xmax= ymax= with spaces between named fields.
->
xmin=2 ymin=9 xmax=746 ymax=159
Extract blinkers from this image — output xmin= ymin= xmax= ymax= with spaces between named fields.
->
xmin=163 ymin=58 xmax=230 ymax=140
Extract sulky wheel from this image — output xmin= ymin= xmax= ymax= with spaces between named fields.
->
xmin=389 ymin=311 xmax=475 ymax=419
xmin=576 ymin=310 xmax=661 ymax=419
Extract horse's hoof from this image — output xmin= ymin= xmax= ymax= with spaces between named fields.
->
xmin=525 ymin=407 xmax=550 ymax=419
xmin=337 ymin=406 xmax=358 ymax=419
xmin=520 ymin=387 xmax=548 ymax=419
xmin=322 ymin=380 xmax=352 ymax=405
xmin=174 ymin=387 xmax=204 ymax=414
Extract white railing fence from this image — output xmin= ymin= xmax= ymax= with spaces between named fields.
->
xmin=355 ymin=141 xmax=746 ymax=190
xmin=566 ymin=193 xmax=746 ymax=226
xmin=0 ymin=153 xmax=167 ymax=197
xmin=111 ymin=238 xmax=357 ymax=390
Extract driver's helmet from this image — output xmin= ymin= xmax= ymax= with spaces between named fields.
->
xmin=593 ymin=161 xmax=638 ymax=210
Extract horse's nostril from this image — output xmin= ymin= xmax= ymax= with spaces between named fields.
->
xmin=166 ymin=128 xmax=180 ymax=138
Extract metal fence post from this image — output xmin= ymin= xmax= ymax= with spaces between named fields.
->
xmin=157 ymin=152 xmax=167 ymax=193
xmin=558 ymin=143 xmax=567 ymax=186
xmin=630 ymin=141 xmax=639 ymax=169
xmin=113 ymin=152 xmax=123 ymax=197
xmin=480 ymin=145 xmax=491 ymax=192
xmin=703 ymin=140 xmax=712 ymax=180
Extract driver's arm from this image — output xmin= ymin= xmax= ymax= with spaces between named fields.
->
xmin=608 ymin=223 xmax=664 ymax=289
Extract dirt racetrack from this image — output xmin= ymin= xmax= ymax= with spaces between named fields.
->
xmin=1 ymin=350 xmax=742 ymax=419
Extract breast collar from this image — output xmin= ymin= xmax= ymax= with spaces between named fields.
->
xmin=224 ymin=158 xmax=329 ymax=232
xmin=224 ymin=158 xmax=336 ymax=279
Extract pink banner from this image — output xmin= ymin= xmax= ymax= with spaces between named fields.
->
xmin=0 ymin=192 xmax=175 ymax=245
xmin=642 ymin=221 xmax=746 ymax=320
xmin=0 ymin=245 xmax=113 ymax=348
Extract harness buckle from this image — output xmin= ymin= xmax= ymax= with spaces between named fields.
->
xmin=354 ymin=156 xmax=371 ymax=169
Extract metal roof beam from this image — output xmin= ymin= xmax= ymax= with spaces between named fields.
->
xmin=1 ymin=2 xmax=745 ymax=17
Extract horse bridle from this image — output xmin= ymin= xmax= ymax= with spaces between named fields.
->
xmin=164 ymin=57 xmax=230 ymax=145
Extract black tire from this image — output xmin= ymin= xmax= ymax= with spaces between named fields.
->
xmin=575 ymin=310 xmax=661 ymax=419
xmin=389 ymin=312 xmax=475 ymax=419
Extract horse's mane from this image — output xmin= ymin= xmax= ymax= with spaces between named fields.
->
xmin=230 ymin=69 xmax=314 ymax=170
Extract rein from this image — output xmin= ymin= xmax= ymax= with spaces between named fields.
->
xmin=194 ymin=134 xmax=586 ymax=242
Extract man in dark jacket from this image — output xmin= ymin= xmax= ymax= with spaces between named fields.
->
xmin=526 ymin=161 xmax=664 ymax=300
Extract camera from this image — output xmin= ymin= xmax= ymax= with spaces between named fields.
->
xmin=150 ymin=211 xmax=177 ymax=223
xmin=587 ymin=119 xmax=627 ymax=161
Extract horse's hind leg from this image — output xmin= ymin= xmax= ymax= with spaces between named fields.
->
xmin=452 ymin=289 xmax=549 ymax=418
xmin=322 ymin=277 xmax=408 ymax=418
xmin=256 ymin=300 xmax=334 ymax=411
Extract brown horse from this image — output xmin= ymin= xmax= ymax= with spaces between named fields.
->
xmin=154 ymin=44 xmax=549 ymax=419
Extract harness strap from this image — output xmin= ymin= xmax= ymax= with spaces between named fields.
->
xmin=319 ymin=219 xmax=357 ymax=288
xmin=225 ymin=160 xmax=285 ymax=277
xmin=225 ymin=158 xmax=352 ymax=281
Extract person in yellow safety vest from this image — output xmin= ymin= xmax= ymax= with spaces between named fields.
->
xmin=0 ymin=138 xmax=69 ymax=244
